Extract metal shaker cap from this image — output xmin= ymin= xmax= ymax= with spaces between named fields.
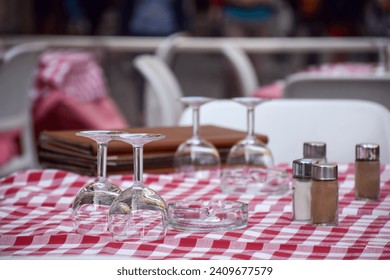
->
xmin=356 ymin=143 xmax=380 ymax=161
xmin=303 ymin=142 xmax=326 ymax=159
xmin=292 ymin=158 xmax=318 ymax=179
xmin=312 ymin=163 xmax=338 ymax=181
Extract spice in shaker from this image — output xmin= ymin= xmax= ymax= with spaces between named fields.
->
xmin=355 ymin=143 xmax=380 ymax=201
xmin=303 ymin=142 xmax=327 ymax=162
xmin=292 ymin=158 xmax=318 ymax=221
xmin=311 ymin=163 xmax=338 ymax=226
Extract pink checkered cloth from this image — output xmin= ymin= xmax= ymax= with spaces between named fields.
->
xmin=1 ymin=164 xmax=389 ymax=259
xmin=0 ymin=50 xmax=127 ymax=170
xmin=32 ymin=50 xmax=127 ymax=131
xmin=253 ymin=62 xmax=377 ymax=99
xmin=34 ymin=51 xmax=108 ymax=102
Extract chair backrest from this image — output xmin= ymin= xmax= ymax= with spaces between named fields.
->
xmin=0 ymin=42 xmax=46 ymax=176
xmin=178 ymin=99 xmax=390 ymax=164
xmin=155 ymin=31 xmax=188 ymax=65
xmin=178 ymin=99 xmax=247 ymax=131
xmin=133 ymin=54 xmax=184 ymax=127
xmin=221 ymin=44 xmax=259 ymax=97
xmin=283 ymin=72 xmax=390 ymax=111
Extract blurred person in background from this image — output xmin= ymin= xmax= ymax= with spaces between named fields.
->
xmin=288 ymin=0 xmax=325 ymax=65
xmin=77 ymin=0 xmax=111 ymax=35
xmin=33 ymin=0 xmax=68 ymax=34
xmin=364 ymin=0 xmax=390 ymax=36
xmin=118 ymin=0 xmax=189 ymax=36
xmin=322 ymin=0 xmax=366 ymax=38
xmin=115 ymin=0 xmax=190 ymax=125
xmin=209 ymin=0 xmax=294 ymax=96
xmin=209 ymin=0 xmax=279 ymax=37
xmin=289 ymin=0 xmax=325 ymax=37
xmin=322 ymin=0 xmax=367 ymax=62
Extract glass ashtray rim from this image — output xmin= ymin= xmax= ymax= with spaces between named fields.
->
xmin=167 ymin=199 xmax=248 ymax=232
xmin=221 ymin=166 xmax=289 ymax=176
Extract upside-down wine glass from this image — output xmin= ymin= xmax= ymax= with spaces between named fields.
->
xmin=221 ymin=98 xmax=288 ymax=195
xmin=71 ymin=130 xmax=124 ymax=235
xmin=108 ymin=133 xmax=168 ymax=241
xmin=174 ymin=96 xmax=221 ymax=179
xmin=226 ymin=97 xmax=274 ymax=168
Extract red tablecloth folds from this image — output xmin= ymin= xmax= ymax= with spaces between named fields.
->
xmin=0 ymin=164 xmax=389 ymax=259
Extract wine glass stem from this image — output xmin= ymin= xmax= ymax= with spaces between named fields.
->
xmin=97 ymin=142 xmax=107 ymax=179
xmin=246 ymin=107 xmax=255 ymax=140
xmin=133 ymin=146 xmax=143 ymax=184
xmin=192 ymin=106 xmax=200 ymax=139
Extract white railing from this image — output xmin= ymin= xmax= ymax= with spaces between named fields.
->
xmin=0 ymin=35 xmax=388 ymax=54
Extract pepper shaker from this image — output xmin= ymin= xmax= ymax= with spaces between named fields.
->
xmin=292 ymin=158 xmax=317 ymax=221
xmin=311 ymin=163 xmax=338 ymax=226
xmin=355 ymin=143 xmax=380 ymax=201
xmin=303 ymin=142 xmax=327 ymax=162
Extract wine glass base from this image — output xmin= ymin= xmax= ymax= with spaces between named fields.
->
xmin=221 ymin=167 xmax=290 ymax=195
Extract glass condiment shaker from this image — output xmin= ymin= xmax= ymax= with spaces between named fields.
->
xmin=303 ymin=142 xmax=327 ymax=162
xmin=355 ymin=143 xmax=380 ymax=201
xmin=311 ymin=163 xmax=338 ymax=226
xmin=292 ymin=158 xmax=318 ymax=222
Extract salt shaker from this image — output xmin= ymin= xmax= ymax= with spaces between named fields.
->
xmin=355 ymin=143 xmax=380 ymax=201
xmin=311 ymin=163 xmax=338 ymax=226
xmin=303 ymin=142 xmax=327 ymax=162
xmin=292 ymin=158 xmax=317 ymax=221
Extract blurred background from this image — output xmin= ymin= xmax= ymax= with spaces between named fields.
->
xmin=1 ymin=0 xmax=390 ymax=175
xmin=1 ymin=0 xmax=388 ymax=126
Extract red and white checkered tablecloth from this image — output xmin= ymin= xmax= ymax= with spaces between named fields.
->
xmin=1 ymin=164 xmax=389 ymax=260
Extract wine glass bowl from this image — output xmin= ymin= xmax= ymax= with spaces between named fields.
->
xmin=71 ymin=130 xmax=125 ymax=235
xmin=226 ymin=137 xmax=274 ymax=168
xmin=108 ymin=133 xmax=168 ymax=241
xmin=221 ymin=98 xmax=288 ymax=195
xmin=174 ymin=96 xmax=221 ymax=178
xmin=226 ymin=97 xmax=274 ymax=168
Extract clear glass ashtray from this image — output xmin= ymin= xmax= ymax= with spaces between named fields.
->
xmin=167 ymin=200 xmax=248 ymax=232
xmin=221 ymin=167 xmax=290 ymax=195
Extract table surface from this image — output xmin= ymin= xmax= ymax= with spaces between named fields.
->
xmin=1 ymin=164 xmax=389 ymax=260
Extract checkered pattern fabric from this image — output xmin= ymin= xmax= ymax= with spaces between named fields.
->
xmin=35 ymin=51 xmax=108 ymax=102
xmin=1 ymin=164 xmax=389 ymax=259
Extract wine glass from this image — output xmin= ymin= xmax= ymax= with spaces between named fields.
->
xmin=221 ymin=98 xmax=288 ymax=195
xmin=108 ymin=133 xmax=168 ymax=241
xmin=174 ymin=96 xmax=221 ymax=178
xmin=226 ymin=97 xmax=274 ymax=168
xmin=71 ymin=130 xmax=124 ymax=235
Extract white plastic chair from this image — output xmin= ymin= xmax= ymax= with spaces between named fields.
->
xmin=221 ymin=44 xmax=259 ymax=97
xmin=0 ymin=42 xmax=47 ymax=177
xmin=179 ymin=99 xmax=390 ymax=164
xmin=133 ymin=54 xmax=184 ymax=127
xmin=283 ymin=72 xmax=390 ymax=111
xmin=178 ymin=99 xmax=246 ymax=131
xmin=155 ymin=31 xmax=188 ymax=65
